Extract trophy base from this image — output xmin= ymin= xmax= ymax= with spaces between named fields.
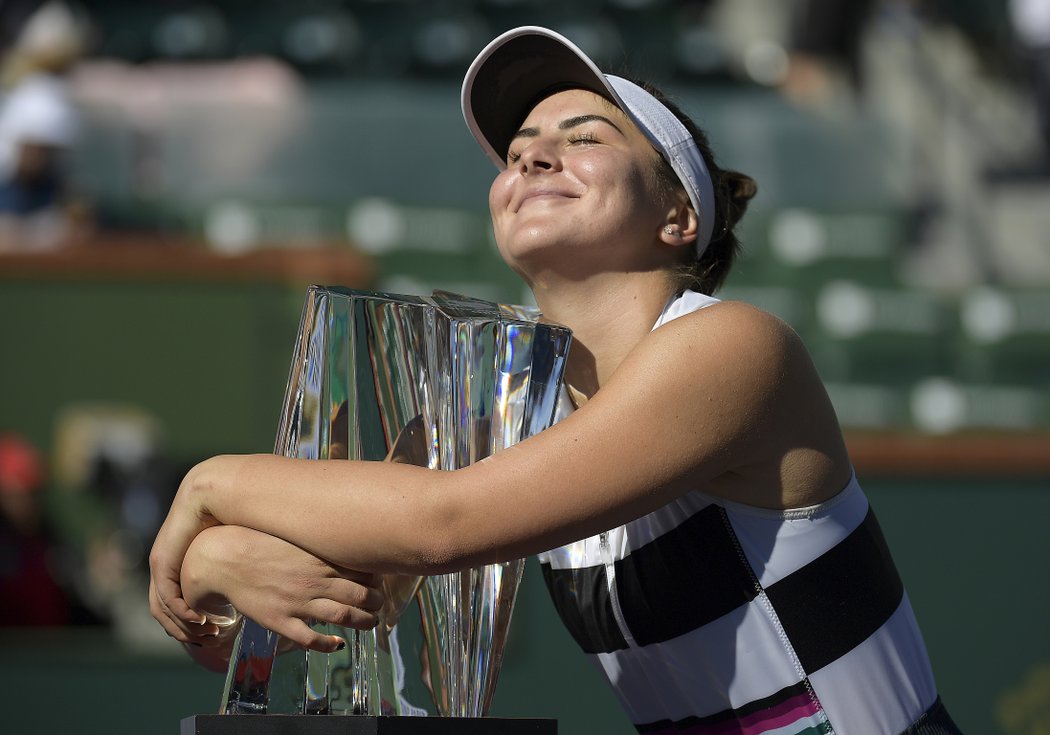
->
xmin=181 ymin=715 xmax=557 ymax=735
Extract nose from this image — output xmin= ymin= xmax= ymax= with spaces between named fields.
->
xmin=516 ymin=138 xmax=559 ymax=174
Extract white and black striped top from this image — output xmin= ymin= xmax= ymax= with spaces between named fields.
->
xmin=537 ymin=290 xmax=942 ymax=735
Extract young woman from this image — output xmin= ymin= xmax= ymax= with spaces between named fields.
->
xmin=150 ymin=26 xmax=961 ymax=735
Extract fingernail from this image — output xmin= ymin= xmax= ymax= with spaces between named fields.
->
xmin=335 ymin=640 xmax=346 ymax=651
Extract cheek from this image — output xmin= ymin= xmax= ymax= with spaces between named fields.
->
xmin=488 ymin=173 xmax=515 ymax=258
xmin=577 ymin=158 xmax=602 ymax=176
xmin=489 ymin=171 xmax=515 ymax=213
xmin=577 ymin=155 xmax=643 ymax=198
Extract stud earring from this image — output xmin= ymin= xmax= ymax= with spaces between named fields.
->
xmin=663 ymin=225 xmax=677 ymax=237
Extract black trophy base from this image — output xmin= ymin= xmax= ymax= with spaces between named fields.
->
xmin=181 ymin=715 xmax=557 ymax=735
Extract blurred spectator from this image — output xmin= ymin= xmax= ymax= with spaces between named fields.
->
xmin=46 ymin=405 xmax=188 ymax=646
xmin=0 ymin=1 xmax=89 ymax=251
xmin=1009 ymin=0 xmax=1050 ymax=167
xmin=0 ymin=432 xmax=72 ymax=626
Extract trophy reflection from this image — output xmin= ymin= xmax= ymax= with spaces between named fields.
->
xmin=218 ymin=286 xmax=571 ymax=718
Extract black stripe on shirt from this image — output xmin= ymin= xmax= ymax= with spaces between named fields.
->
xmin=540 ymin=562 xmax=628 ymax=654
xmin=765 ymin=505 xmax=904 ymax=674
xmin=615 ymin=505 xmax=759 ymax=647
xmin=541 ymin=505 xmax=760 ymax=653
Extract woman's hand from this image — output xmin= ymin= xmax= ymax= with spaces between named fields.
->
xmin=148 ymin=458 xmax=226 ymax=634
xmin=151 ymin=524 xmax=384 ymax=656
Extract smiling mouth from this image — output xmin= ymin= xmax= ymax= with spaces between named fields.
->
xmin=516 ymin=190 xmax=577 ymax=211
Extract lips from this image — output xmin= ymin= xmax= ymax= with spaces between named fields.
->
xmin=513 ymin=187 xmax=580 ymax=212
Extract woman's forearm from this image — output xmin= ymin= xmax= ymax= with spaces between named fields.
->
xmin=183 ymin=454 xmax=461 ymax=575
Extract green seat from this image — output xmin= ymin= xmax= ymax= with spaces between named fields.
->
xmin=808 ymin=280 xmax=952 ymax=384
xmin=952 ymin=287 xmax=1050 ymax=388
xmin=757 ymin=208 xmax=905 ymax=288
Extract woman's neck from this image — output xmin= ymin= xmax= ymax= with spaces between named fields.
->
xmin=532 ymin=271 xmax=676 ymax=404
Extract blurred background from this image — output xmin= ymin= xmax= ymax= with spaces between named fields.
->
xmin=0 ymin=0 xmax=1047 ymax=733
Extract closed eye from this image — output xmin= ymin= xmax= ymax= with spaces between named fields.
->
xmin=567 ymin=131 xmax=599 ymax=145
xmin=506 ymin=113 xmax=622 ymax=165
xmin=507 ymin=131 xmax=603 ymax=164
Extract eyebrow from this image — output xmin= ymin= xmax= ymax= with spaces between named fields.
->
xmin=511 ymin=114 xmax=624 ymax=143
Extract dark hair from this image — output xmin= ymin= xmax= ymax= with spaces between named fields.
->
xmin=632 ymin=79 xmax=758 ymax=295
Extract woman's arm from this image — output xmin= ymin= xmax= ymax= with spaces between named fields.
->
xmin=151 ymin=302 xmax=849 ymax=624
xmin=150 ymin=524 xmax=384 ymax=665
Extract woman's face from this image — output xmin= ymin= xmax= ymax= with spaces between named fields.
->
xmin=488 ymin=88 xmax=677 ymax=283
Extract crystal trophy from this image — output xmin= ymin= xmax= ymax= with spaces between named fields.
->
xmin=216 ymin=286 xmax=571 ymax=720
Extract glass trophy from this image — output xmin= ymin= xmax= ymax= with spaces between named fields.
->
xmin=217 ymin=286 xmax=571 ymax=720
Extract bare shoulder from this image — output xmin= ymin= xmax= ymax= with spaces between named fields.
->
xmin=624 ymin=299 xmax=807 ymax=395
xmin=672 ymin=298 xmax=799 ymax=346
xmin=611 ymin=298 xmax=850 ymax=507
xmin=595 ymin=298 xmax=816 ymax=466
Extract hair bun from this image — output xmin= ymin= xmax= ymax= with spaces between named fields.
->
xmin=725 ymin=170 xmax=758 ymax=207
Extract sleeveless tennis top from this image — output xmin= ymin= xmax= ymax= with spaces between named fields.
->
xmin=536 ymin=290 xmax=942 ymax=734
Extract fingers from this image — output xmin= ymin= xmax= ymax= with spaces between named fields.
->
xmin=149 ymin=577 xmax=221 ymax=644
xmin=148 ymin=543 xmax=208 ymax=627
xmin=307 ymin=598 xmax=380 ymax=631
xmin=153 ymin=574 xmax=210 ymax=629
xmin=206 ymin=577 xmax=381 ymax=649
xmin=151 ymin=593 xmax=191 ymax=642
xmin=325 ymin=577 xmax=385 ymax=614
xmin=274 ymin=619 xmax=347 ymax=653
xmin=163 ymin=586 xmax=208 ymax=626
xmin=290 ymin=577 xmax=383 ymax=631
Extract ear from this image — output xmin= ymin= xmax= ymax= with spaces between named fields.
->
xmin=658 ymin=201 xmax=699 ymax=249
